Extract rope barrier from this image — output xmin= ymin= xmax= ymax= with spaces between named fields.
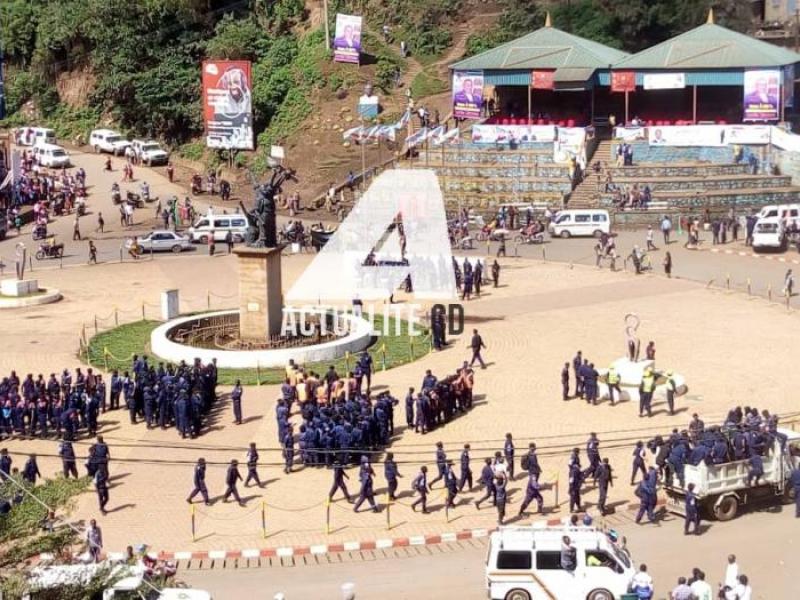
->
xmin=193 ymin=503 xmax=262 ymax=520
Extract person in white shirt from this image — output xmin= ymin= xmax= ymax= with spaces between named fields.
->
xmin=689 ymin=568 xmax=713 ymax=600
xmin=725 ymin=574 xmax=752 ymax=600
xmin=724 ymin=554 xmax=739 ymax=590
xmin=630 ymin=563 xmax=654 ymax=599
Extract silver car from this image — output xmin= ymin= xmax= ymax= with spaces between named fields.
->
xmin=134 ymin=230 xmax=193 ymax=253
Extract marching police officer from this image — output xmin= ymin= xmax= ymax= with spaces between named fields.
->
xmin=411 ymin=466 xmax=429 ymax=513
xmin=329 ymin=460 xmax=352 ymax=502
xmin=584 ymin=433 xmax=601 ymax=482
xmin=353 ymin=460 xmax=379 ymax=513
xmin=518 ymin=472 xmax=544 ymax=516
xmin=187 ymin=458 xmax=211 ymax=505
xmin=524 ymin=442 xmax=542 ymax=479
xmin=572 ymin=351 xmax=583 ymax=397
xmin=95 ymin=467 xmax=110 ymax=515
xmin=223 ymin=459 xmax=245 ymax=506
xmin=384 ymin=452 xmax=401 ymax=501
xmin=568 ymin=462 xmax=583 ymax=513
xmin=475 ymin=458 xmax=496 ymax=509
xmin=283 ymin=424 xmax=295 ymax=474
xmin=245 ymin=442 xmax=262 ymax=487
xmin=459 ymin=444 xmax=473 ymax=491
xmin=445 ymin=462 xmax=459 ymax=509
xmin=631 ymin=441 xmax=647 ymax=485
xmin=429 ymin=442 xmax=447 ymax=489
xmin=495 ymin=473 xmax=509 ymax=525
xmin=684 ymin=482 xmax=700 ymax=534
xmin=405 ymin=387 xmax=415 ymax=428
xmin=596 ymin=458 xmax=613 ymax=515
xmin=504 ymin=433 xmax=515 ymax=480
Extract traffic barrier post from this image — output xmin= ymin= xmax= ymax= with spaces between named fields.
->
xmin=256 ymin=362 xmax=261 ymax=386
xmin=191 ymin=504 xmax=196 ymax=542
xmin=114 ymin=308 xmax=119 ymax=327
xmin=103 ymin=347 xmax=109 ymax=372
xmin=542 ymin=246 xmax=546 ymax=262
xmin=747 ymin=278 xmax=751 ymax=296
xmin=726 ymin=273 xmax=730 ymax=290
xmin=385 ymin=493 xmax=391 ymax=530
xmin=345 ymin=351 xmax=351 ymax=372
xmin=261 ymin=500 xmax=267 ymax=539
xmin=141 ymin=302 xmax=145 ymax=320
xmin=381 ymin=344 xmax=387 ymax=371
xmin=94 ymin=316 xmax=98 ymax=335
xmin=768 ymin=284 xmax=773 ymax=301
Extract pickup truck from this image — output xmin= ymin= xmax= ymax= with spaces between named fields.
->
xmin=664 ymin=427 xmax=800 ymax=521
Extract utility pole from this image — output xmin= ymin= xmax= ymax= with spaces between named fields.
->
xmin=323 ymin=0 xmax=330 ymax=50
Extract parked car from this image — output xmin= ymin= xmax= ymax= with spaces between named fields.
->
xmin=89 ymin=129 xmax=131 ymax=155
xmin=15 ymin=127 xmax=57 ymax=147
xmin=128 ymin=230 xmax=193 ymax=253
xmin=131 ymin=139 xmax=169 ymax=166
xmin=32 ymin=143 xmax=71 ymax=168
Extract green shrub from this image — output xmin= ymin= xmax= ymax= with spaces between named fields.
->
xmin=177 ymin=142 xmax=206 ymax=162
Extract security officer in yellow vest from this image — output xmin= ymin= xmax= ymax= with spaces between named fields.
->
xmin=607 ymin=365 xmax=621 ymax=406
xmin=665 ymin=370 xmax=677 ymax=415
xmin=639 ymin=368 xmax=655 ymax=418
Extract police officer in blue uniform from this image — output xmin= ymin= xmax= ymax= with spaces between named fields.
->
xmin=353 ymin=460 xmax=379 ymax=513
xmin=384 ymin=452 xmax=401 ymax=501
xmin=405 ymin=387 xmax=415 ymax=429
xmin=475 ymin=458 xmax=496 ymax=509
xmin=445 ymin=462 xmax=459 ymax=509
xmin=223 ymin=459 xmax=245 ymax=505
xmin=518 ymin=472 xmax=544 ymax=516
xmin=283 ymin=425 xmax=295 ymax=474
xmin=631 ymin=441 xmax=647 ymax=485
xmin=504 ymin=433 xmax=515 ymax=480
xmin=596 ymin=458 xmax=613 ymax=515
xmin=428 ymin=442 xmax=447 ymax=489
xmin=561 ymin=362 xmax=570 ymax=400
xmin=684 ymin=482 xmax=700 ymax=535
xmin=231 ymin=380 xmax=243 ymax=425
xmin=95 ymin=467 xmax=110 ymax=515
xmin=58 ymin=438 xmax=78 ymax=479
xmin=458 ymin=444 xmax=473 ymax=491
xmin=411 ymin=466 xmax=429 ymax=513
xmin=329 ymin=460 xmax=352 ymax=502
xmin=746 ymin=452 xmax=763 ymax=486
xmin=568 ymin=462 xmax=583 ymax=513
xmin=244 ymin=442 xmax=262 ymax=487
xmin=187 ymin=457 xmax=211 ymax=505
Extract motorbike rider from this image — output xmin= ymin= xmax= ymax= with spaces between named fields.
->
xmin=104 ymin=157 xmax=112 ymax=171
xmin=111 ymin=182 xmax=120 ymax=203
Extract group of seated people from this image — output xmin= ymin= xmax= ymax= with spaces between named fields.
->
xmin=608 ymin=183 xmax=653 ymax=210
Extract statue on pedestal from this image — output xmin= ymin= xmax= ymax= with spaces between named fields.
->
xmin=625 ymin=313 xmax=641 ymax=362
xmin=15 ymin=243 xmax=26 ymax=281
xmin=239 ymin=165 xmax=297 ymax=248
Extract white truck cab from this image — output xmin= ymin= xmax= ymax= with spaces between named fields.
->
xmin=132 ymin=139 xmax=169 ymax=165
xmin=485 ymin=525 xmax=635 ymax=600
xmin=752 ymin=216 xmax=787 ymax=251
xmin=89 ymin=129 xmax=131 ymax=155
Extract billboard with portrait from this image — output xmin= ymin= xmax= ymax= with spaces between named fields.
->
xmin=452 ymin=70 xmax=483 ymax=120
xmin=743 ymin=69 xmax=780 ymax=122
xmin=333 ymin=14 xmax=362 ymax=64
xmin=202 ymin=61 xmax=253 ymax=150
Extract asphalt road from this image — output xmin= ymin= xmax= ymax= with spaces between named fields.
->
xmin=181 ymin=505 xmax=799 ymax=599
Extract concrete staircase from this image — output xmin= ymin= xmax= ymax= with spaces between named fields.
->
xmin=568 ymin=139 xmax=613 ymax=208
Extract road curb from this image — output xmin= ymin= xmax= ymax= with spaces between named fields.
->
xmin=35 ymin=500 xmax=667 ymax=564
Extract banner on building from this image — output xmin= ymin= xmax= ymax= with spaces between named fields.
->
xmin=743 ymin=69 xmax=780 ymax=121
xmin=471 ymin=124 xmax=556 ymax=144
xmin=452 ymin=70 xmax=483 ymax=120
xmin=770 ymin=125 xmax=800 ymax=152
xmin=358 ymin=94 xmax=379 ymax=119
xmin=643 ymin=73 xmax=685 ymax=90
xmin=648 ymin=125 xmax=727 ymax=147
xmin=611 ymin=71 xmax=636 ymax=93
xmin=724 ymin=125 xmax=771 ymax=145
xmin=531 ymin=70 xmax=555 ymax=90
xmin=613 ymin=126 xmax=647 ymax=141
xmin=553 ymin=127 xmax=587 ymax=166
xmin=333 ymin=14 xmax=362 ymax=64
xmin=784 ymin=65 xmax=795 ymax=110
xmin=202 ymin=61 xmax=254 ymax=150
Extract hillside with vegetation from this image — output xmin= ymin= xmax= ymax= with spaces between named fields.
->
xmin=0 ymin=0 xmax=753 ymax=196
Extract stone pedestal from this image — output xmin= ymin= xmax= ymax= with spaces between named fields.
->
xmin=234 ymin=247 xmax=283 ymax=341
xmin=1 ymin=279 xmax=38 ymax=297
xmin=161 ymin=289 xmax=180 ymax=321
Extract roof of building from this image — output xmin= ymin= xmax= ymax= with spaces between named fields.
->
xmin=450 ymin=23 xmax=629 ymax=73
xmin=615 ymin=22 xmax=800 ymax=70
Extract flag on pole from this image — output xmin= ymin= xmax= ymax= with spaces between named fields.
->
xmin=424 ymin=125 xmax=445 ymax=142
xmin=431 ymin=127 xmax=460 ymax=146
xmin=405 ymin=127 xmax=429 ymax=148
xmin=394 ymin=109 xmax=411 ymax=129
xmin=342 ymin=126 xmax=364 ymax=141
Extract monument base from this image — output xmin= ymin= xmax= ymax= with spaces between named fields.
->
xmin=233 ymin=246 xmax=284 ymax=342
xmin=1 ymin=278 xmax=39 ymax=297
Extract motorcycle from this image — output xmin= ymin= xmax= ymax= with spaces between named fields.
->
xmin=126 ymin=191 xmax=143 ymax=208
xmin=76 ymin=199 xmax=86 ymax=217
xmin=513 ymin=228 xmax=545 ymax=244
xmin=35 ymin=241 xmax=64 ymax=260
xmin=111 ymin=186 xmax=122 ymax=205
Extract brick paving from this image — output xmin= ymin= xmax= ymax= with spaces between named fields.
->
xmin=2 ymin=254 xmax=800 ymax=555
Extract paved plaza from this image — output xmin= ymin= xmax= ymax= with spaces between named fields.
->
xmin=2 ymin=244 xmax=800 ymax=554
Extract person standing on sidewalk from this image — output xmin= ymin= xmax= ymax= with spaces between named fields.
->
xmin=86 ymin=519 xmax=103 ymax=563
xmin=469 ymin=329 xmax=487 ymax=369
xmin=208 ymin=231 xmax=216 ymax=257
xmin=73 ymin=215 xmax=82 ymax=241
xmin=783 ymin=269 xmax=794 ymax=297
xmin=646 ymin=225 xmax=657 ymax=251
xmin=661 ymin=215 xmax=672 ymax=245
xmin=88 ymin=241 xmax=97 ymax=265
xmin=96 ymin=212 xmax=105 ymax=233
xmin=663 ymin=251 xmax=672 ymax=278
xmin=225 ymin=230 xmax=234 ymax=254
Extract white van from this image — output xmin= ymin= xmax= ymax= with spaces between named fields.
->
xmin=131 ymin=139 xmax=169 ymax=165
xmin=548 ymin=209 xmax=610 ymax=238
xmin=188 ymin=213 xmax=248 ymax=243
xmin=752 ymin=217 xmax=786 ymax=251
xmin=485 ymin=526 xmax=636 ymax=600
xmin=16 ymin=127 xmax=56 ymax=147
xmin=32 ymin=143 xmax=71 ymax=168
xmin=89 ymin=129 xmax=131 ymax=155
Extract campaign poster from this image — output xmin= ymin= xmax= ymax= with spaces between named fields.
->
xmin=553 ymin=127 xmax=586 ymax=164
xmin=743 ymin=69 xmax=780 ymax=122
xmin=202 ymin=61 xmax=253 ymax=150
xmin=471 ymin=124 xmax=556 ymax=144
xmin=333 ymin=14 xmax=362 ymax=64
xmin=452 ymin=70 xmax=483 ymax=120
xmin=724 ymin=125 xmax=771 ymax=145
xmin=643 ymin=73 xmax=685 ymax=90
xmin=531 ymin=70 xmax=555 ymax=90
xmin=357 ymin=94 xmax=379 ymax=119
xmin=611 ymin=71 xmax=636 ymax=93
xmin=648 ymin=125 xmax=726 ymax=147
xmin=613 ymin=126 xmax=647 ymax=141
